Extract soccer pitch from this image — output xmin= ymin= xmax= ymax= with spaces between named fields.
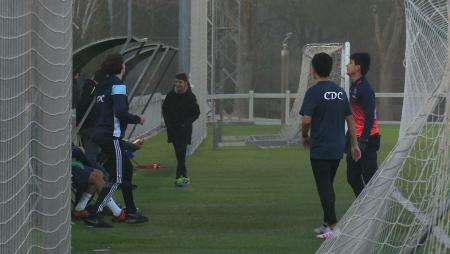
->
xmin=72 ymin=124 xmax=399 ymax=254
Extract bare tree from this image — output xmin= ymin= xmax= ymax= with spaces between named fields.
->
xmin=73 ymin=0 xmax=100 ymax=40
xmin=371 ymin=0 xmax=405 ymax=119
xmin=235 ymin=0 xmax=257 ymax=118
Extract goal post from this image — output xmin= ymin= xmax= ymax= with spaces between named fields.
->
xmin=280 ymin=42 xmax=350 ymax=141
xmin=228 ymin=42 xmax=350 ymax=148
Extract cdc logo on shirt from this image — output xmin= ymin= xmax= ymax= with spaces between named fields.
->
xmin=97 ymin=95 xmax=105 ymax=103
xmin=323 ymin=91 xmax=344 ymax=100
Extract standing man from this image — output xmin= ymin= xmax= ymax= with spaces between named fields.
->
xmin=346 ymin=53 xmax=381 ymax=197
xmin=86 ymin=53 xmax=148 ymax=226
xmin=300 ymin=53 xmax=361 ymax=239
xmin=162 ymin=73 xmax=200 ymax=187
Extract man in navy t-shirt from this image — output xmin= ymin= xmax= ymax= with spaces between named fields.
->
xmin=299 ymin=52 xmax=361 ymax=240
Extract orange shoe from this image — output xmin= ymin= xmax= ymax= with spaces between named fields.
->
xmin=112 ymin=209 xmax=127 ymax=223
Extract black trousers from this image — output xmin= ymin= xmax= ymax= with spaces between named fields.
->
xmin=310 ymin=159 xmax=340 ymax=226
xmin=93 ymin=139 xmax=137 ymax=214
xmin=346 ymin=134 xmax=380 ymax=197
xmin=173 ymin=142 xmax=188 ymax=178
xmin=80 ymin=128 xmax=106 ymax=175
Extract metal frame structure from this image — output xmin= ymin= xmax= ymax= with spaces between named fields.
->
xmin=208 ymin=0 xmax=242 ymax=149
xmin=73 ymin=0 xmax=178 ymax=141
xmin=126 ymin=46 xmax=178 ymax=139
xmin=73 ymin=36 xmax=139 ymax=74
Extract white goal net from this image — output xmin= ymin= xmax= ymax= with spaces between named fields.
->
xmin=0 ymin=1 xmax=72 ymax=253
xmin=317 ymin=1 xmax=450 ymax=253
xmin=280 ymin=42 xmax=350 ymax=141
xmin=242 ymin=43 xmax=350 ymax=148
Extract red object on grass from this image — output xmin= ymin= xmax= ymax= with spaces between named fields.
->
xmin=135 ymin=163 xmax=167 ymax=169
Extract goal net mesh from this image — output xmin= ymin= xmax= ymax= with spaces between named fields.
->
xmin=246 ymin=43 xmax=349 ymax=148
xmin=317 ymin=1 xmax=450 ymax=253
xmin=280 ymin=43 xmax=349 ymax=141
xmin=0 ymin=1 xmax=72 ymax=253
xmin=188 ymin=0 xmax=208 ymax=154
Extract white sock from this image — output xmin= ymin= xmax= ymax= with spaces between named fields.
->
xmin=107 ymin=198 xmax=122 ymax=216
xmin=75 ymin=192 xmax=92 ymax=211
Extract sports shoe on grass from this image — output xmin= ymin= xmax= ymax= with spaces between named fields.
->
xmin=111 ymin=209 xmax=127 ymax=223
xmin=316 ymin=227 xmax=334 ymax=240
xmin=84 ymin=215 xmax=113 ymax=228
xmin=175 ymin=177 xmax=190 ymax=187
xmin=175 ymin=177 xmax=184 ymax=185
xmin=314 ymin=224 xmax=330 ymax=234
xmin=72 ymin=209 xmax=92 ymax=220
xmin=125 ymin=212 xmax=149 ymax=224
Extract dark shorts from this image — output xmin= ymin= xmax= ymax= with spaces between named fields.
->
xmin=72 ymin=164 xmax=94 ymax=192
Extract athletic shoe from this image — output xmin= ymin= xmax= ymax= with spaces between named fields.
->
xmin=314 ymin=224 xmax=330 ymax=234
xmin=72 ymin=209 xmax=92 ymax=220
xmin=125 ymin=212 xmax=149 ymax=224
xmin=316 ymin=228 xmax=334 ymax=240
xmin=111 ymin=209 xmax=127 ymax=223
xmin=175 ymin=177 xmax=190 ymax=187
xmin=83 ymin=215 xmax=113 ymax=228
xmin=175 ymin=177 xmax=187 ymax=187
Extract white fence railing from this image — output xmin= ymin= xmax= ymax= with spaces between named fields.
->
xmin=121 ymin=91 xmax=404 ymax=136
xmin=208 ymin=91 xmax=404 ymax=124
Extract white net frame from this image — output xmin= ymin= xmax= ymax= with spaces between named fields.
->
xmin=316 ymin=1 xmax=450 ymax=253
xmin=188 ymin=0 xmax=208 ymax=155
xmin=241 ymin=43 xmax=350 ymax=148
xmin=0 ymin=1 xmax=72 ymax=253
xmin=280 ymin=42 xmax=350 ymax=141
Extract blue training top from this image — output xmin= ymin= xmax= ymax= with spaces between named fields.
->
xmin=299 ymin=81 xmax=352 ymax=160
xmin=93 ymin=75 xmax=140 ymax=140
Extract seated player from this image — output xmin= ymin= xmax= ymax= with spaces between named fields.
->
xmin=71 ymin=145 xmax=126 ymax=227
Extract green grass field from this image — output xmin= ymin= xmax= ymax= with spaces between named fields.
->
xmin=72 ymin=124 xmax=399 ymax=254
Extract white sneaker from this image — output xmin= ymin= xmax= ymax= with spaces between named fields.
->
xmin=314 ymin=224 xmax=330 ymax=234
xmin=316 ymin=227 xmax=334 ymax=240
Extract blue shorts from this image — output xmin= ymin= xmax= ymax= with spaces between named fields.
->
xmin=72 ymin=164 xmax=94 ymax=192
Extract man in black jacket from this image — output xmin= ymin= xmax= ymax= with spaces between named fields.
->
xmin=162 ymin=73 xmax=200 ymax=187
xmin=76 ymin=69 xmax=108 ymax=173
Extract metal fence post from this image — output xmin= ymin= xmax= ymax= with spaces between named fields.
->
xmin=249 ymin=90 xmax=254 ymax=122
xmin=285 ymin=90 xmax=290 ymax=124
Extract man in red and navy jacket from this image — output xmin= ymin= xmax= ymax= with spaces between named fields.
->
xmin=346 ymin=53 xmax=381 ymax=197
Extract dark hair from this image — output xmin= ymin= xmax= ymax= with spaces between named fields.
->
xmin=102 ymin=53 xmax=124 ymax=75
xmin=311 ymin=53 xmax=333 ymax=77
xmin=175 ymin=73 xmax=188 ymax=82
xmin=350 ymin=53 xmax=370 ymax=75
xmin=93 ymin=68 xmax=108 ymax=83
